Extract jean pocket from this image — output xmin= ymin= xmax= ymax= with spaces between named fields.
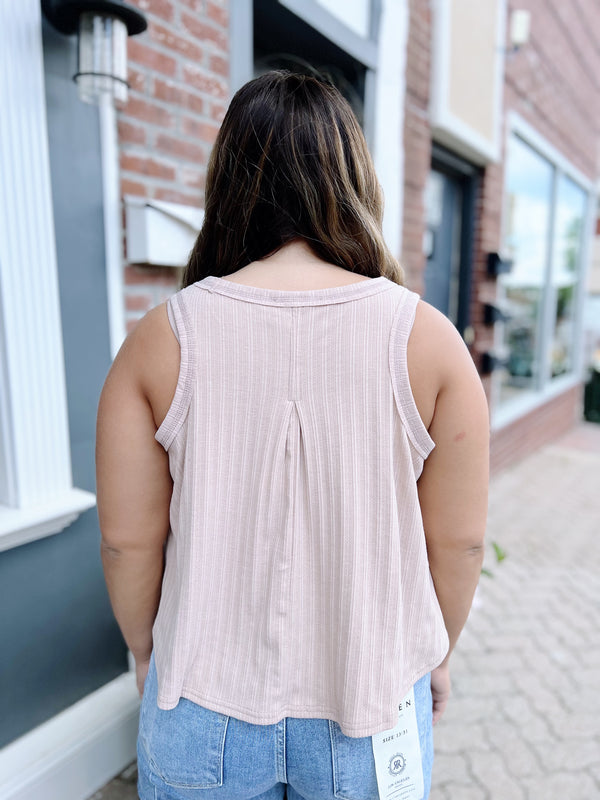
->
xmin=140 ymin=695 xmax=230 ymax=789
xmin=328 ymin=721 xmax=379 ymax=800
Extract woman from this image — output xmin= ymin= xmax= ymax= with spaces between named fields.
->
xmin=96 ymin=70 xmax=489 ymax=800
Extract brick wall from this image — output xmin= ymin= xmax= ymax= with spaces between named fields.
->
xmin=403 ymin=0 xmax=599 ymax=471
xmin=486 ymin=0 xmax=600 ymax=469
xmin=490 ymin=386 xmax=583 ymax=474
xmin=472 ymin=160 xmax=504 ymax=402
xmin=116 ymin=0 xmax=597 ymax=468
xmin=476 ymin=0 xmax=600 ymax=336
xmin=504 ymin=0 xmax=599 ymax=179
xmin=119 ymin=0 xmax=229 ymax=331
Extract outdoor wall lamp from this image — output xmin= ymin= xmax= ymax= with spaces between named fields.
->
xmin=481 ymin=351 xmax=510 ymax=375
xmin=487 ymin=252 xmax=514 ymax=278
xmin=41 ymin=1 xmax=148 ymax=358
xmin=509 ymin=10 xmax=531 ymax=52
xmin=483 ymin=303 xmax=511 ymax=326
xmin=41 ymin=0 xmax=147 ymax=106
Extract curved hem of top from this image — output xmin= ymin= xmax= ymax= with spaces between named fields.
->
xmin=154 ymin=650 xmax=447 ymax=738
xmin=195 ymin=275 xmax=395 ymax=306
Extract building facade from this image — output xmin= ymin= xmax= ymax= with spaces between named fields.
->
xmin=0 ymin=0 xmax=598 ymax=797
xmin=404 ymin=0 xmax=599 ymax=472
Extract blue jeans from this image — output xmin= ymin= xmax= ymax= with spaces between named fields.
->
xmin=137 ymin=651 xmax=434 ymax=800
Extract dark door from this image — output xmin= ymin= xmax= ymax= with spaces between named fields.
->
xmin=423 ymin=169 xmax=463 ymax=322
xmin=422 ymin=146 xmax=480 ymax=340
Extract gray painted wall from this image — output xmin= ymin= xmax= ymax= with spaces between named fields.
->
xmin=0 ymin=18 xmax=127 ymax=749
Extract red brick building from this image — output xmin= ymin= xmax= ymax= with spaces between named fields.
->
xmin=0 ymin=1 xmax=598 ymax=795
xmin=403 ymin=0 xmax=599 ymax=472
xmin=118 ymin=0 xmax=600 ymax=474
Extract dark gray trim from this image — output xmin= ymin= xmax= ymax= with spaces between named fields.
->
xmin=363 ymin=0 xmax=381 ymax=154
xmin=431 ymin=143 xmax=478 ymax=177
xmin=362 ymin=67 xmax=377 ymax=150
xmin=229 ymin=0 xmax=254 ymax=93
xmin=278 ymin=0 xmax=378 ymax=68
xmin=431 ymin=144 xmax=481 ymax=338
xmin=369 ymin=0 xmax=382 ymax=40
xmin=0 ymin=17 xmax=127 ymax=751
xmin=232 ymin=0 xmax=379 ymax=146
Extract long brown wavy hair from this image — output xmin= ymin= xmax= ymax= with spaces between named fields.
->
xmin=181 ymin=70 xmax=404 ymax=288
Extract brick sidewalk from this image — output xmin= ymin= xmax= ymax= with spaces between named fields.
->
xmin=431 ymin=422 xmax=600 ymax=799
xmin=92 ymin=423 xmax=600 ymax=800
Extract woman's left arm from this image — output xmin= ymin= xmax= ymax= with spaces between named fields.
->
xmin=96 ymin=304 xmax=178 ymax=690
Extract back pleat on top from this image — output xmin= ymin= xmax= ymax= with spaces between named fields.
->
xmin=151 ymin=274 xmax=449 ymax=738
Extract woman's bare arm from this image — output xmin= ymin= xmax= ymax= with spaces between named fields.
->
xmin=409 ymin=301 xmax=490 ymax=722
xmin=95 ymin=303 xmax=179 ymax=683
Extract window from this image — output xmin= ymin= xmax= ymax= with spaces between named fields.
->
xmin=496 ymin=129 xmax=590 ymax=413
xmin=230 ymin=0 xmax=407 ymax=259
xmin=252 ymin=0 xmax=376 ymax=134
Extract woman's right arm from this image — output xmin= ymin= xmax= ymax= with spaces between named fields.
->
xmin=408 ymin=301 xmax=490 ymax=723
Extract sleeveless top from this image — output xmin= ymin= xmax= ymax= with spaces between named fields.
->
xmin=151 ymin=274 xmax=449 ymax=738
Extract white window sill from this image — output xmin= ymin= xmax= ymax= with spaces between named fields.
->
xmin=491 ymin=374 xmax=581 ymax=432
xmin=0 ymin=488 xmax=97 ymax=552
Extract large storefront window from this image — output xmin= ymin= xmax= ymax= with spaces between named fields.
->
xmin=498 ymin=134 xmax=589 ymax=407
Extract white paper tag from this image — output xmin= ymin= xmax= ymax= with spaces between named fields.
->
xmin=371 ymin=687 xmax=424 ymax=800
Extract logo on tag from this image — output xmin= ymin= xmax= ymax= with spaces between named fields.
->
xmin=372 ymin=685 xmax=424 ymax=800
xmin=388 ymin=753 xmax=406 ymax=776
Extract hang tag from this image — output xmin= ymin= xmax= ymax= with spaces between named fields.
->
xmin=371 ymin=687 xmax=424 ymax=800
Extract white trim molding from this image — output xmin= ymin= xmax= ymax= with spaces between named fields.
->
xmin=507 ymin=112 xmax=594 ymax=192
xmin=0 ymin=0 xmax=96 ymax=548
xmin=490 ymin=374 xmax=581 ymax=432
xmin=100 ymin=95 xmax=127 ymax=360
xmin=430 ymin=0 xmax=506 ymax=165
xmin=0 ymin=671 xmax=140 ymax=800
xmin=0 ymin=489 xmax=96 ymax=552
xmin=373 ymin=0 xmax=408 ymax=257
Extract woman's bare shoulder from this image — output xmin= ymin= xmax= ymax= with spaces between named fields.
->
xmin=407 ymin=299 xmax=484 ymax=431
xmin=106 ymin=301 xmax=180 ymax=430
xmin=411 ymin=300 xmax=475 ymax=371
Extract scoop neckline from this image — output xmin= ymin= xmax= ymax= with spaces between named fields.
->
xmin=197 ymin=275 xmax=393 ymax=306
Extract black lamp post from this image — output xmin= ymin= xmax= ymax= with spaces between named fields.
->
xmin=41 ymin=0 xmax=147 ymax=105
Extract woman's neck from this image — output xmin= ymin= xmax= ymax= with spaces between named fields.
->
xmin=221 ymin=240 xmax=370 ymax=290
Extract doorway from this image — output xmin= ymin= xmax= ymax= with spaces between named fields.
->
xmin=423 ymin=145 xmax=480 ymax=338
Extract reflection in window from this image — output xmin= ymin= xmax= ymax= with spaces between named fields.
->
xmin=550 ymin=176 xmax=586 ymax=378
xmin=500 ymin=137 xmax=553 ymax=402
xmin=498 ymin=135 xmax=588 ymax=407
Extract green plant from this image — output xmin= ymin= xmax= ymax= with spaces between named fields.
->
xmin=481 ymin=541 xmax=506 ymax=578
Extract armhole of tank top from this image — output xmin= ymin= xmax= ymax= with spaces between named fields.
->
xmin=155 ymin=291 xmax=194 ymax=451
xmin=389 ymin=290 xmax=436 ymax=461
xmin=166 ymin=299 xmax=179 ymax=343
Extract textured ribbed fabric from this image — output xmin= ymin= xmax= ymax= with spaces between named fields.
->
xmin=152 ymin=274 xmax=449 ymax=738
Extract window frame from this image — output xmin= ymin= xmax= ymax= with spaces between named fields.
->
xmin=229 ymin=0 xmax=407 ymax=257
xmin=428 ymin=143 xmax=481 ymax=340
xmin=491 ymin=112 xmax=597 ymax=431
xmin=0 ymin=0 xmax=96 ymax=551
xmin=280 ymin=0 xmax=380 ymax=148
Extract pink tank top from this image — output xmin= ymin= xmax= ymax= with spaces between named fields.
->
xmin=152 ymin=275 xmax=449 ymax=737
